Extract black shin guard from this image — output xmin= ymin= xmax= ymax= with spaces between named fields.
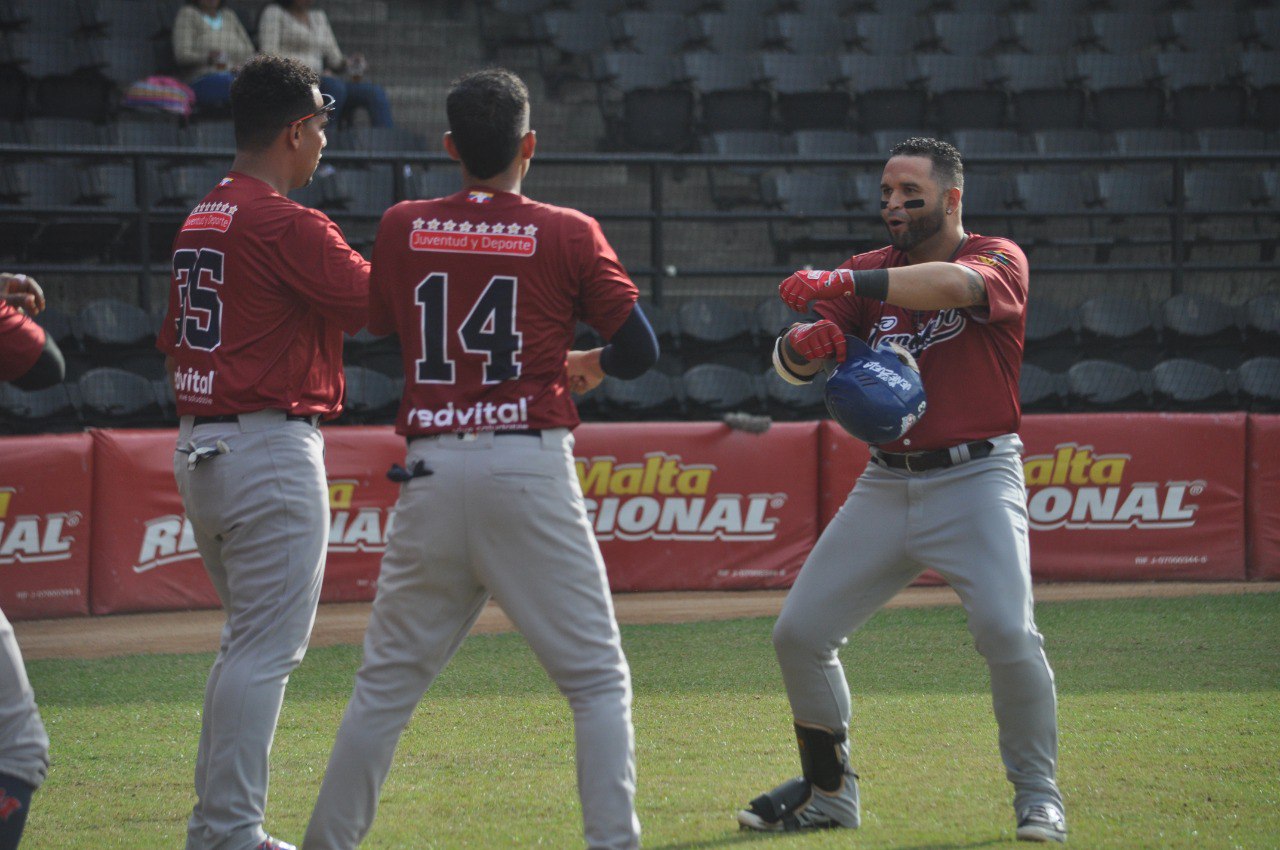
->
xmin=794 ymin=722 xmax=849 ymax=794
xmin=0 ymin=774 xmax=35 ymax=850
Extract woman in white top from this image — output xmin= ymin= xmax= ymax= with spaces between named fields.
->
xmin=171 ymin=0 xmax=256 ymax=109
xmin=257 ymin=0 xmax=394 ymax=128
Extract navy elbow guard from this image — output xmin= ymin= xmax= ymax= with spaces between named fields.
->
xmin=599 ymin=305 xmax=659 ymax=379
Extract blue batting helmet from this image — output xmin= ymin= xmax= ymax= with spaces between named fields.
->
xmin=824 ymin=336 xmax=927 ymax=445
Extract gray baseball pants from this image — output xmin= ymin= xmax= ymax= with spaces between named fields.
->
xmin=304 ymin=429 xmax=639 ymax=850
xmin=175 ymin=411 xmax=329 ymax=850
xmin=772 ymin=433 xmax=1063 ymax=816
xmin=0 ymin=606 xmax=48 ymax=789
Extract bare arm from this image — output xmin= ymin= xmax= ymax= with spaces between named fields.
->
xmin=885 ymin=262 xmax=987 ymax=311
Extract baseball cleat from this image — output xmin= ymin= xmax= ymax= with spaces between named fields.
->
xmin=736 ymin=775 xmax=859 ymax=832
xmin=1017 ymin=803 xmax=1067 ymax=843
xmin=254 ymin=837 xmax=297 ymax=850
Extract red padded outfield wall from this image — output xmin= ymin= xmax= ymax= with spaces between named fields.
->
xmin=0 ymin=433 xmax=92 ymax=619
xmin=0 ymin=413 xmax=1271 ymax=619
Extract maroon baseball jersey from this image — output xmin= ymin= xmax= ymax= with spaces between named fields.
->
xmin=368 ymin=188 xmax=638 ymax=436
xmin=815 ymin=233 xmax=1028 ymax=453
xmin=0 ymin=302 xmax=46 ymax=382
xmin=156 ymin=172 xmax=370 ymax=418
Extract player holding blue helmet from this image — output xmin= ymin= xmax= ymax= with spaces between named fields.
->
xmin=743 ymin=138 xmax=1066 ymax=844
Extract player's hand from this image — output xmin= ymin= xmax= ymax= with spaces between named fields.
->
xmin=779 ymin=269 xmax=857 ymax=312
xmin=567 ymin=348 xmax=605 ymax=395
xmin=785 ymin=320 xmax=846 ymax=363
xmin=1 ymin=273 xmax=45 ymax=316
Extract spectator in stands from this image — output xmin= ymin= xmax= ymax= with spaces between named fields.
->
xmin=0 ymin=274 xmax=64 ymax=390
xmin=172 ymin=0 xmax=257 ymax=111
xmin=257 ymin=0 xmax=394 ymax=129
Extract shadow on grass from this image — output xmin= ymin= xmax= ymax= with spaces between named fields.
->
xmin=648 ymin=831 xmax=1005 ymax=849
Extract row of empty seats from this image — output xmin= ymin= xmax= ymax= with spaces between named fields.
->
xmin=1021 ymin=357 xmax=1280 ymax=412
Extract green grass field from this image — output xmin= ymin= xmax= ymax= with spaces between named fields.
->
xmin=22 ymin=593 xmax=1280 ymax=849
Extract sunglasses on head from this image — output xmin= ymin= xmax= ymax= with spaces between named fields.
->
xmin=290 ymin=93 xmax=336 ymax=127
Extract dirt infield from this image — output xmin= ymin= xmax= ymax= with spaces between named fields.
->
xmin=13 ymin=581 xmax=1278 ymax=661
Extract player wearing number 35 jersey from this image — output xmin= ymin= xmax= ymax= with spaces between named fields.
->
xmin=303 ymin=69 xmax=657 ymax=850
xmin=157 ymin=56 xmax=369 ymax=850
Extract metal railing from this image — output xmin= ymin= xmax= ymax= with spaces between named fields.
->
xmin=1 ymin=145 xmax=1276 ymax=308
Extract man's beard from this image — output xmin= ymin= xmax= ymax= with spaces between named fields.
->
xmin=887 ymin=206 xmax=945 ymax=252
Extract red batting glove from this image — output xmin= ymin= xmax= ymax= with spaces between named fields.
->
xmin=786 ymin=320 xmax=847 ymax=363
xmin=778 ymin=268 xmax=857 ymax=312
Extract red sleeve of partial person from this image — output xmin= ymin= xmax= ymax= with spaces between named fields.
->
xmin=0 ymin=302 xmax=46 ymax=382
xmin=278 ymin=208 xmax=372 ymax=335
xmin=573 ymin=215 xmax=638 ymax=341
xmin=366 ymin=206 xmax=401 ymax=338
xmin=953 ymin=237 xmax=1028 ymax=325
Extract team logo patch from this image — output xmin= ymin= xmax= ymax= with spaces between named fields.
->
xmin=218 ymin=177 xmax=234 ymax=186
xmin=409 ymin=218 xmax=537 ymax=257
xmin=973 ymin=249 xmax=1013 ymax=267
xmin=181 ymin=201 xmax=237 ymax=233
xmin=466 ymin=190 xmax=494 ymax=203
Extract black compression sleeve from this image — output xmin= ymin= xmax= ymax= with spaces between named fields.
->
xmin=12 ymin=334 xmax=65 ymax=391
xmin=598 ymin=304 xmax=659 ymax=380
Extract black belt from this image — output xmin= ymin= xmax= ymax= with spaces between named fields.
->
xmin=407 ymin=429 xmax=542 ymax=446
xmin=193 ymin=413 xmax=317 ymax=425
xmin=873 ymin=439 xmax=994 ymax=473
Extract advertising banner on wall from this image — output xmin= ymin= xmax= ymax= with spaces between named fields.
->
xmin=1246 ymin=415 xmax=1280 ymax=580
xmin=572 ymin=422 xmax=820 ymax=590
xmin=0 ymin=433 xmax=92 ymax=620
xmin=90 ymin=427 xmax=409 ymax=615
xmin=820 ymin=414 xmax=1248 ymax=582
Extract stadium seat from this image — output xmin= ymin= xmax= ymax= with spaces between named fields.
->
xmin=1182 ymin=171 xmax=1264 ymax=213
xmin=106 ymin=117 xmax=184 ymax=148
xmin=23 ymin=117 xmax=102 ymax=146
xmin=849 ymin=13 xmax=934 ymax=56
xmin=1065 ymin=360 xmax=1149 ymax=412
xmin=78 ymin=366 xmax=163 ymax=426
xmin=702 ymin=130 xmax=790 ymax=208
xmin=33 ymin=306 xmax=78 ymax=352
xmin=943 ymin=129 xmax=1022 ymax=157
xmin=1013 ymin=172 xmax=1099 ymax=216
xmin=768 ymin=14 xmax=852 ymax=54
xmin=761 ymin=53 xmax=852 ymax=130
xmin=1024 ymin=300 xmax=1079 ymax=372
xmin=791 ymin=129 xmax=870 ymax=157
xmin=96 ymin=0 xmax=166 ymax=40
xmin=78 ymin=298 xmax=155 ymax=351
xmin=1030 ymin=129 xmax=1108 ymax=157
xmin=1236 ymin=356 xmax=1280 ymax=412
xmin=404 ymin=166 xmax=460 ymax=201
xmin=1009 ymin=13 xmax=1088 ymax=55
xmin=1160 ymin=293 xmax=1243 ymax=369
xmin=762 ymin=170 xmax=857 ymax=262
xmin=534 ymin=9 xmax=614 ymax=91
xmin=342 ymin=366 xmax=399 ymax=425
xmin=676 ymin=297 xmax=755 ymax=362
xmin=1156 ymin=52 xmax=1247 ymax=131
xmin=681 ymin=363 xmax=763 ymax=417
xmin=595 ymin=53 xmax=694 ymax=151
xmin=841 ymin=55 xmax=927 ymax=131
xmin=998 ymin=56 xmax=1086 ymax=133
xmin=1150 ymin=358 xmax=1234 ymax=412
xmin=184 ymin=120 xmax=237 ymax=150
xmin=1095 ymin=169 xmax=1174 ymax=241
xmin=1111 ymin=129 xmax=1194 ymax=155
xmin=761 ymin=365 xmax=826 ymax=420
xmin=693 ymin=12 xmax=772 ymax=55
xmin=1085 ymin=12 xmax=1172 ymax=55
xmin=1241 ymin=52 xmax=1280 ymax=131
xmin=682 ymin=53 xmax=771 ymax=133
xmin=919 ymin=55 xmax=1007 ymax=131
xmin=0 ymin=382 xmax=81 ymax=434
xmin=755 ymin=296 xmax=816 ymax=343
xmin=100 ymin=37 xmax=159 ymax=86
xmin=1243 ymin=294 xmax=1280 ymax=358
xmin=1248 ymin=9 xmax=1280 ymax=52
xmin=1018 ymin=362 xmax=1064 ymax=413
xmin=599 ymin=370 xmax=681 ymax=420
xmin=34 ymin=69 xmax=115 ymax=121
xmin=1169 ymin=11 xmax=1243 ymax=54
xmin=1073 ymin=54 xmax=1163 ymax=131
xmin=1194 ymin=128 xmax=1269 ymax=154
xmin=610 ymin=11 xmax=696 ymax=55
xmin=1078 ymin=294 xmax=1161 ymax=369
xmin=932 ymin=12 xmax=1011 ymax=56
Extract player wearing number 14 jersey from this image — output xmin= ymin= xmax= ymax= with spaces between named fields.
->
xmin=303 ymin=69 xmax=657 ymax=850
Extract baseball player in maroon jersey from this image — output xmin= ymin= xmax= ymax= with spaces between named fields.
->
xmin=156 ymin=56 xmax=370 ymax=850
xmin=0 ymin=274 xmax=64 ymax=390
xmin=738 ymin=138 xmax=1066 ymax=843
xmin=302 ymin=68 xmax=657 ymax=850
xmin=1 ymin=273 xmax=58 ymax=850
